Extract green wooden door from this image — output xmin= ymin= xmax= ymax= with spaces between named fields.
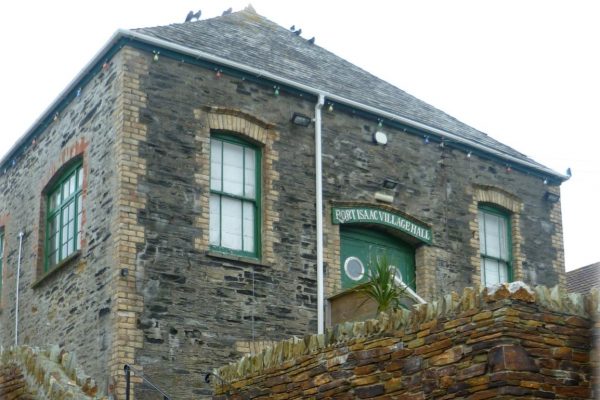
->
xmin=340 ymin=227 xmax=415 ymax=290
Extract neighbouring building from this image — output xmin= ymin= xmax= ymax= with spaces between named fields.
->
xmin=0 ymin=6 xmax=569 ymax=399
xmin=567 ymin=262 xmax=600 ymax=294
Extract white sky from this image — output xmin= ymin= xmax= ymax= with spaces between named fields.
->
xmin=0 ymin=1 xmax=598 ymax=271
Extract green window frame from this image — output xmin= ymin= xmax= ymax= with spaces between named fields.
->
xmin=46 ymin=162 xmax=84 ymax=270
xmin=0 ymin=228 xmax=4 ymax=297
xmin=478 ymin=204 xmax=512 ymax=286
xmin=209 ymin=133 xmax=261 ymax=258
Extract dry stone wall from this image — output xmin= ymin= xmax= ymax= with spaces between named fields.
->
xmin=214 ymin=283 xmax=598 ymax=399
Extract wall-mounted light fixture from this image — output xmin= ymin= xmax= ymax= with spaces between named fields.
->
xmin=373 ymin=131 xmax=388 ymax=145
xmin=382 ymin=178 xmax=399 ymax=190
xmin=544 ymin=191 xmax=560 ymax=204
xmin=291 ymin=112 xmax=312 ymax=127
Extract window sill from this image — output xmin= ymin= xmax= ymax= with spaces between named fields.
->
xmin=206 ymin=251 xmax=269 ymax=267
xmin=32 ymin=251 xmax=81 ymax=289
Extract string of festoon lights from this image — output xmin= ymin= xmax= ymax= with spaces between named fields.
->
xmin=1 ymin=48 xmax=568 ymax=187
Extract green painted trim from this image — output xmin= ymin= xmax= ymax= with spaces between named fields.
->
xmin=332 ymin=206 xmax=432 ymax=244
xmin=45 ymin=163 xmax=83 ymax=272
xmin=478 ymin=204 xmax=513 ymax=283
xmin=209 ymin=134 xmax=262 ymax=259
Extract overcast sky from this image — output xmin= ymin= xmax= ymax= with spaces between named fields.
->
xmin=0 ymin=1 xmax=597 ymax=271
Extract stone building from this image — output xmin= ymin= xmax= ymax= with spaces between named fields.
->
xmin=0 ymin=6 xmax=568 ymax=399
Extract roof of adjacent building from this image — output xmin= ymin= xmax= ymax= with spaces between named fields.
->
xmin=567 ymin=262 xmax=600 ymax=294
xmin=133 ymin=6 xmax=558 ymax=177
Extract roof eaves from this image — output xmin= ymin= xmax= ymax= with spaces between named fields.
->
xmin=1 ymin=28 xmax=569 ymax=183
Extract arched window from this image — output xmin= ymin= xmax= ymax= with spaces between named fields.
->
xmin=209 ymin=133 xmax=261 ymax=257
xmin=46 ymin=162 xmax=84 ymax=270
xmin=478 ymin=204 xmax=512 ymax=285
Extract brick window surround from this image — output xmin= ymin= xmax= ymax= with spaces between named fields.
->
xmin=470 ymin=185 xmax=523 ymax=287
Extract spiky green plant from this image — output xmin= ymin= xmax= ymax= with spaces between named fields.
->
xmin=354 ymin=254 xmax=408 ymax=313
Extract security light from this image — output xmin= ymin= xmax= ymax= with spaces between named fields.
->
xmin=544 ymin=191 xmax=560 ymax=204
xmin=291 ymin=112 xmax=312 ymax=127
xmin=382 ymin=178 xmax=399 ymax=190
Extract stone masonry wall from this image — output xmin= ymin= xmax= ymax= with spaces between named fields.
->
xmin=0 ymin=364 xmax=32 ymax=400
xmin=1 ymin=345 xmax=105 ymax=399
xmin=120 ymin=45 xmax=566 ymax=398
xmin=215 ymin=283 xmax=597 ymax=399
xmin=0 ymin=53 xmax=122 ymax=393
xmin=320 ymin=111 xmax=565 ymax=300
xmin=128 ymin=47 xmax=318 ymax=398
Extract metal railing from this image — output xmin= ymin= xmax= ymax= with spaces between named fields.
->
xmin=124 ymin=364 xmax=172 ymax=400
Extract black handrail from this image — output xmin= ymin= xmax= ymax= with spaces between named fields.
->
xmin=124 ymin=364 xmax=172 ymax=400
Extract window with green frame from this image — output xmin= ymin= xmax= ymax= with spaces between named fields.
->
xmin=209 ymin=134 xmax=261 ymax=257
xmin=0 ymin=228 xmax=4 ymax=297
xmin=478 ymin=205 xmax=512 ymax=286
xmin=46 ymin=162 xmax=83 ymax=270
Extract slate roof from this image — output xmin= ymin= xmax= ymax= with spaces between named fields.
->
xmin=567 ymin=262 xmax=600 ymax=294
xmin=133 ymin=6 xmax=556 ymax=175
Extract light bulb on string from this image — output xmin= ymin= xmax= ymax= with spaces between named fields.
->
xmin=153 ymin=51 xmax=160 ymax=62
xmin=327 ymin=103 xmax=334 ymax=112
xmin=215 ymin=69 xmax=222 ymax=78
xmin=467 ymin=151 xmax=472 ymax=158
xmin=102 ymin=60 xmax=110 ymax=71
xmin=543 ymin=178 xmax=548 ymax=185
xmin=423 ymin=135 xmax=430 ymax=144
xmin=439 ymin=140 xmax=445 ymax=148
xmin=76 ymin=88 xmax=82 ymax=98
xmin=506 ymin=164 xmax=512 ymax=173
xmin=273 ymin=86 xmax=280 ymax=96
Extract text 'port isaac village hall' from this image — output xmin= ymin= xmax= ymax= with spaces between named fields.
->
xmin=0 ymin=6 xmax=574 ymax=399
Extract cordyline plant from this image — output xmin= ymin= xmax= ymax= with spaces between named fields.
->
xmin=353 ymin=254 xmax=410 ymax=313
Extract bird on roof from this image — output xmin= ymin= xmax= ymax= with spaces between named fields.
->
xmin=566 ymin=167 xmax=572 ymax=177
xmin=222 ymin=7 xmax=233 ymax=15
xmin=185 ymin=10 xmax=201 ymax=22
xmin=308 ymin=37 xmax=315 ymax=44
xmin=290 ymin=25 xmax=295 ymax=31
xmin=294 ymin=29 xmax=302 ymax=36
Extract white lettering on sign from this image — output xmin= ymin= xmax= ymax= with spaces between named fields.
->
xmin=332 ymin=207 xmax=432 ymax=243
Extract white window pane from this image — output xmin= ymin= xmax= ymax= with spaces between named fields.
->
xmin=77 ymin=167 xmax=83 ymax=189
xmin=243 ymin=202 xmax=255 ymax=253
xmin=69 ymin=175 xmax=76 ymax=196
xmin=49 ymin=190 xmax=60 ymax=211
xmin=222 ymin=142 xmax=244 ymax=196
xmin=221 ymin=197 xmax=242 ymax=250
xmin=498 ymin=216 xmax=508 ymax=260
xmin=498 ymin=261 xmax=509 ymax=282
xmin=484 ymin=213 xmax=500 ymax=258
xmin=210 ymin=139 xmax=222 ymax=191
xmin=209 ymin=194 xmax=221 ymax=246
xmin=484 ymin=258 xmax=500 ymax=286
xmin=478 ymin=210 xmax=485 ymax=253
xmin=244 ymin=148 xmax=256 ymax=197
xmin=62 ymin=180 xmax=70 ymax=200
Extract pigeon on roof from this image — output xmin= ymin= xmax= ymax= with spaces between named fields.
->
xmin=185 ymin=10 xmax=201 ymax=22
xmin=222 ymin=7 xmax=233 ymax=16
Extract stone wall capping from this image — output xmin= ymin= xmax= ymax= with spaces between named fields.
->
xmin=0 ymin=345 xmax=105 ymax=399
xmin=215 ymin=282 xmax=599 ymax=385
